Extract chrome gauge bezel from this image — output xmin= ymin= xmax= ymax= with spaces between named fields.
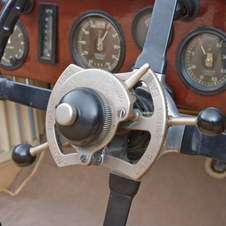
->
xmin=132 ymin=7 xmax=173 ymax=51
xmin=69 ymin=10 xmax=125 ymax=73
xmin=176 ymin=27 xmax=226 ymax=95
xmin=0 ymin=21 xmax=29 ymax=71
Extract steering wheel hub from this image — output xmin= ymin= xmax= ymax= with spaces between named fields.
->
xmin=56 ymin=87 xmax=111 ymax=146
xmin=46 ymin=64 xmax=168 ymax=178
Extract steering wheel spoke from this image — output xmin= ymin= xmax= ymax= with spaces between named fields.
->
xmin=0 ymin=76 xmax=51 ymax=111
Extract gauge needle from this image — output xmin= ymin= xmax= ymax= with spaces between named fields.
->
xmin=102 ymin=23 xmax=111 ymax=42
xmin=198 ymin=38 xmax=206 ymax=55
xmin=205 ymin=48 xmax=213 ymax=67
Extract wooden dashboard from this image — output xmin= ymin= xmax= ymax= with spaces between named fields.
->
xmin=1 ymin=0 xmax=226 ymax=113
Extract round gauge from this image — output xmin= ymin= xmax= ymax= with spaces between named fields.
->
xmin=0 ymin=21 xmax=28 ymax=70
xmin=176 ymin=27 xmax=226 ymax=95
xmin=69 ymin=10 xmax=125 ymax=72
xmin=132 ymin=7 xmax=173 ymax=51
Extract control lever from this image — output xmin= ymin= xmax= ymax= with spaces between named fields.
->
xmin=12 ymin=142 xmax=49 ymax=167
xmin=11 ymin=107 xmax=226 ymax=167
xmin=169 ymin=107 xmax=226 ymax=136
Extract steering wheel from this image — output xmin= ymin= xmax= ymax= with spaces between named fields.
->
xmin=1 ymin=0 xmax=226 ymax=225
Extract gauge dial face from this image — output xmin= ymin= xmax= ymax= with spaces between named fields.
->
xmin=177 ymin=27 xmax=226 ymax=95
xmin=0 ymin=21 xmax=28 ymax=70
xmin=132 ymin=7 xmax=173 ymax=50
xmin=69 ymin=11 xmax=125 ymax=72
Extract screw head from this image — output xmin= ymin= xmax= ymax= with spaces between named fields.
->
xmin=117 ymin=108 xmax=126 ymax=118
xmin=80 ymin=154 xmax=88 ymax=163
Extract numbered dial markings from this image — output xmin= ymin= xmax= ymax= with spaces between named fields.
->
xmin=177 ymin=27 xmax=226 ymax=95
xmin=69 ymin=11 xmax=125 ymax=72
xmin=0 ymin=21 xmax=28 ymax=70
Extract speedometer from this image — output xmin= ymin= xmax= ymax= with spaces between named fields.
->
xmin=69 ymin=10 xmax=125 ymax=72
xmin=176 ymin=27 xmax=226 ymax=95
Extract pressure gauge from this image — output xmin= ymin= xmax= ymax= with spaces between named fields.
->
xmin=176 ymin=27 xmax=226 ymax=95
xmin=132 ymin=7 xmax=173 ymax=51
xmin=69 ymin=10 xmax=125 ymax=72
xmin=0 ymin=21 xmax=28 ymax=70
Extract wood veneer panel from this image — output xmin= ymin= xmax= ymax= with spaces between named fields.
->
xmin=1 ymin=0 xmax=226 ymax=113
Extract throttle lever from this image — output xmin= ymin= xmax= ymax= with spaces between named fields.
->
xmin=169 ymin=107 xmax=226 ymax=136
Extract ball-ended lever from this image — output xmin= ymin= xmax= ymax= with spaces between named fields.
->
xmin=169 ymin=107 xmax=226 ymax=136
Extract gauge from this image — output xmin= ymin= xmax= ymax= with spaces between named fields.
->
xmin=38 ymin=3 xmax=57 ymax=64
xmin=69 ymin=10 xmax=125 ymax=72
xmin=0 ymin=21 xmax=28 ymax=70
xmin=176 ymin=27 xmax=226 ymax=95
xmin=132 ymin=7 xmax=173 ymax=51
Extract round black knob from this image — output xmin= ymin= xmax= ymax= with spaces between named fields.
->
xmin=56 ymin=87 xmax=111 ymax=146
xmin=12 ymin=143 xmax=36 ymax=167
xmin=197 ymin=107 xmax=226 ymax=136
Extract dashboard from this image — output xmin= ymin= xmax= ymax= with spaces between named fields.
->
xmin=1 ymin=0 xmax=226 ymax=114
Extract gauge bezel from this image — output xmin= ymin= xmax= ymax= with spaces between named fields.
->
xmin=132 ymin=7 xmax=174 ymax=51
xmin=176 ymin=27 xmax=226 ymax=96
xmin=0 ymin=20 xmax=29 ymax=71
xmin=69 ymin=10 xmax=125 ymax=73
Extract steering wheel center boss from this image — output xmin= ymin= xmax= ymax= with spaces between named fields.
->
xmin=46 ymin=63 xmax=168 ymax=179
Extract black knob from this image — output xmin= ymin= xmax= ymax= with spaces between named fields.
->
xmin=12 ymin=143 xmax=36 ymax=167
xmin=56 ymin=87 xmax=110 ymax=146
xmin=197 ymin=107 xmax=226 ymax=136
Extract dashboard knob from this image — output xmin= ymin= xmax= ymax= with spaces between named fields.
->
xmin=197 ymin=107 xmax=226 ymax=136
